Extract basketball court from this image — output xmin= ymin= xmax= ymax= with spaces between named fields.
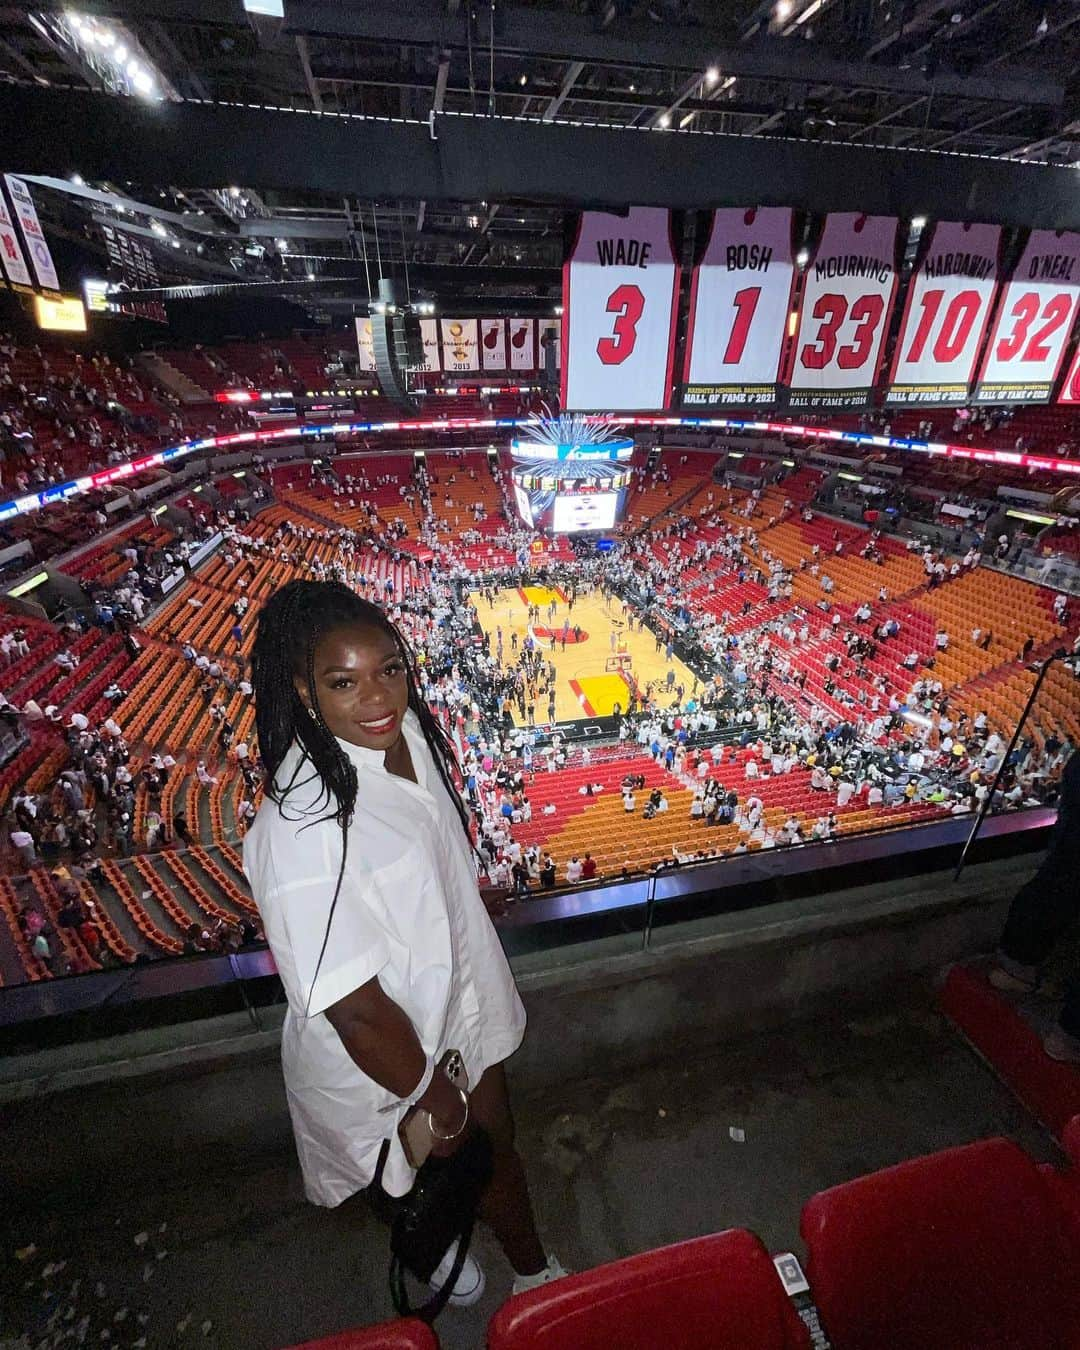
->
xmin=472 ymin=585 xmax=698 ymax=724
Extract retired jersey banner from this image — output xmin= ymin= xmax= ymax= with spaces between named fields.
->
xmin=0 ymin=191 xmax=32 ymax=290
xmin=886 ymin=221 xmax=1001 ymax=406
xmin=4 ymin=175 xmax=59 ymax=293
xmin=975 ymin=230 xmax=1080 ymax=405
xmin=355 ymin=316 xmax=377 ymax=372
xmin=441 ymin=318 xmax=480 ymax=372
xmin=562 ymin=206 xmax=680 ymax=412
xmin=1057 ymin=344 xmax=1080 ymax=405
xmin=682 ymin=207 xmax=795 ymax=408
xmin=481 ymin=318 xmax=507 ymax=370
xmin=785 ymin=213 xmax=899 ymax=410
xmin=538 ymin=320 xmax=561 ymax=369
xmin=508 ymin=318 xmax=535 ymax=370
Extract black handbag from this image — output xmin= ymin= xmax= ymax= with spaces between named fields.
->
xmin=370 ymin=1125 xmax=494 ymax=1322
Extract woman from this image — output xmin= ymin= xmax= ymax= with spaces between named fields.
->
xmin=243 ymin=580 xmax=564 ymax=1308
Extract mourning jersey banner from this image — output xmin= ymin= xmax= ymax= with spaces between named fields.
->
xmin=508 ymin=318 xmax=535 ymax=371
xmin=682 ymin=207 xmax=795 ymax=408
xmin=4 ymin=175 xmax=59 ymax=293
xmin=886 ymin=221 xmax=1001 ymax=406
xmin=440 ymin=318 xmax=480 ymax=372
xmin=785 ymin=213 xmax=899 ymax=410
xmin=976 ymin=230 xmax=1080 ymax=405
xmin=562 ymin=207 xmax=679 ymax=411
xmin=0 ymin=191 xmax=32 ymax=289
xmin=481 ymin=318 xmax=507 ymax=371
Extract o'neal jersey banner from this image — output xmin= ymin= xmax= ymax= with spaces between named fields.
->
xmin=441 ymin=318 xmax=480 ymax=372
xmin=508 ymin=318 xmax=535 ymax=371
xmin=785 ymin=213 xmax=899 ymax=410
xmin=562 ymin=207 xmax=679 ymax=412
xmin=682 ymin=207 xmax=795 ymax=408
xmin=975 ymin=230 xmax=1080 ymax=405
xmin=886 ymin=221 xmax=1001 ymax=406
xmin=481 ymin=318 xmax=507 ymax=371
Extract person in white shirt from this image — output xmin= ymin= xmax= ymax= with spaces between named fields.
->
xmin=67 ymin=712 xmax=89 ymax=732
xmin=564 ymin=856 xmax=583 ymax=884
xmin=243 ymin=580 xmax=562 ymax=1302
xmin=836 ymin=779 xmax=856 ymax=808
xmin=745 ymin=759 xmax=759 ymax=779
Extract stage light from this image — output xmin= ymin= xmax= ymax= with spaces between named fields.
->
xmin=705 ymin=66 xmax=720 ymax=85
xmin=519 ymin=73 xmax=528 ymax=85
xmin=796 ymin=249 xmax=809 ymax=266
xmin=658 ymin=112 xmax=671 ymax=128
xmin=125 ymin=58 xmax=140 ymax=77
xmin=776 ymin=0 xmax=793 ymax=17
xmin=114 ymin=43 xmax=127 ymax=62
xmin=229 ymin=186 xmax=241 ymax=198
xmin=70 ymin=173 xmax=83 ymax=185
xmin=911 ymin=215 xmax=927 ymax=229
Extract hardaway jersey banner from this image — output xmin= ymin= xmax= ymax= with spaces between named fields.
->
xmin=682 ymin=207 xmax=795 ymax=409
xmin=355 ymin=317 xmax=377 ymax=372
xmin=508 ymin=319 xmax=535 ymax=371
xmin=441 ymin=318 xmax=480 ymax=372
xmin=562 ymin=206 xmax=679 ymax=412
xmin=785 ymin=213 xmax=899 ymax=410
xmin=976 ymin=230 xmax=1080 ymax=405
xmin=4 ymin=175 xmax=59 ymax=292
xmin=481 ymin=318 xmax=507 ymax=371
xmin=0 ymin=192 xmax=31 ymax=289
xmin=886 ymin=220 xmax=1001 ymax=406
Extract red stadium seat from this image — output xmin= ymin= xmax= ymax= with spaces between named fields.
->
xmin=486 ymin=1230 xmax=811 ymax=1349
xmin=282 ymin=1319 xmax=438 ymax=1349
xmin=800 ymin=1137 xmax=1080 ymax=1350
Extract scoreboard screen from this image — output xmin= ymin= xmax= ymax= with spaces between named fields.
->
xmin=553 ymin=491 xmax=619 ymax=533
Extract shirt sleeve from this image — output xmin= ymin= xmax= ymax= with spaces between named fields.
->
xmin=269 ymin=819 xmax=393 ymax=1020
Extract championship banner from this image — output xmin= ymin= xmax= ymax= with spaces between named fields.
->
xmin=441 ymin=318 xmax=480 ymax=371
xmin=419 ymin=318 xmax=441 ymax=373
xmin=4 ymin=175 xmax=59 ymax=293
xmin=355 ymin=317 xmax=377 ymax=372
xmin=682 ymin=207 xmax=795 ymax=408
xmin=975 ymin=229 xmax=1080 ymax=405
xmin=562 ymin=206 xmax=680 ymax=412
xmin=0 ymin=192 xmax=32 ymax=290
xmin=481 ymin=318 xmax=507 ymax=370
xmin=886 ymin=221 xmax=1002 ymax=406
xmin=509 ymin=318 xmax=535 ymax=370
xmin=1057 ymin=344 xmax=1080 ymax=405
xmin=785 ymin=212 xmax=899 ymax=410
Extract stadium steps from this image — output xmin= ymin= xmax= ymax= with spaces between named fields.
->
xmin=169 ymin=848 xmax=251 ymax=920
xmin=135 ymin=350 xmax=213 ymax=403
xmin=21 ymin=871 xmax=102 ymax=974
xmin=126 ymin=855 xmax=201 ymax=941
xmin=0 ymin=892 xmax=30 ymax=985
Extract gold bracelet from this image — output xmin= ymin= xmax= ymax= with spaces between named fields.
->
xmin=427 ymin=1086 xmax=469 ymax=1141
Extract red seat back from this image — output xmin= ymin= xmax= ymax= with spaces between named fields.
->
xmin=801 ymin=1137 xmax=1080 ymax=1350
xmin=283 ymin=1319 xmax=438 ymax=1349
xmin=487 ymin=1229 xmax=810 ymax=1349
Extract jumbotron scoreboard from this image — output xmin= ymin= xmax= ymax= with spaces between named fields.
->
xmin=509 ymin=414 xmax=633 ymax=534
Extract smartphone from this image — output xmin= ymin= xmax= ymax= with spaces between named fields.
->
xmin=399 ymin=1050 xmax=468 ymax=1169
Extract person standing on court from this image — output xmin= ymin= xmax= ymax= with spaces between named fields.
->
xmin=244 ymin=580 xmax=566 ymax=1306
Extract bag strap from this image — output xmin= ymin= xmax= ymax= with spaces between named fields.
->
xmin=389 ymin=1216 xmax=476 ymax=1324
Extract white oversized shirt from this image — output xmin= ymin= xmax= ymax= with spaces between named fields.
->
xmin=243 ymin=709 xmax=526 ymax=1206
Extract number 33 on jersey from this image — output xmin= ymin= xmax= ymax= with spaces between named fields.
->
xmin=561 ymin=207 xmax=681 ymax=412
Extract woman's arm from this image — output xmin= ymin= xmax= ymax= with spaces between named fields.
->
xmin=325 ymin=976 xmax=466 ymax=1135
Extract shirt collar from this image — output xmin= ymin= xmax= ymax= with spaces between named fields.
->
xmin=333 ymin=707 xmax=427 ymax=783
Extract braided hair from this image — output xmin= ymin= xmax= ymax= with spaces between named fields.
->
xmin=251 ymin=578 xmax=472 ymax=843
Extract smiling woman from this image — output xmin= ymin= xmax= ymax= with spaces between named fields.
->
xmin=243 ymin=579 xmax=565 ymax=1310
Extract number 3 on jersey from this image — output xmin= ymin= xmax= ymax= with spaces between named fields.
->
xmin=596 ymin=284 xmax=645 ymax=365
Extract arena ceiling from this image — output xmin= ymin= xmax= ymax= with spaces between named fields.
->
xmin=1 ymin=0 xmax=1078 ymax=313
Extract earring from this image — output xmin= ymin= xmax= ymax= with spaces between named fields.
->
xmin=308 ymin=707 xmax=319 ymax=723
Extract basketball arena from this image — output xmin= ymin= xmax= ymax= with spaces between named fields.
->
xmin=1 ymin=3 xmax=1079 ymax=1347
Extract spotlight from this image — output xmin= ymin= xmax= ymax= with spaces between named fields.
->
xmin=796 ymin=249 xmax=809 ymax=266
xmin=776 ymin=0 xmax=792 ymax=17
xmin=658 ymin=112 xmax=671 ymax=128
xmin=229 ymin=186 xmax=241 ymax=198
xmin=911 ymin=215 xmax=927 ymax=229
xmin=705 ymin=66 xmax=720 ymax=86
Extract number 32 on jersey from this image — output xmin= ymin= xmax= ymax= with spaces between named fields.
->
xmin=562 ymin=207 xmax=680 ymax=412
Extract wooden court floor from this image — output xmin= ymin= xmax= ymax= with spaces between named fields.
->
xmin=472 ymin=584 xmax=698 ymax=724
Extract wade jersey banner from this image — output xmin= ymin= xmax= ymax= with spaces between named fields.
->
xmin=784 ymin=213 xmax=899 ymax=410
xmin=886 ymin=220 xmax=1001 ymax=406
xmin=682 ymin=207 xmax=795 ymax=409
xmin=561 ymin=207 xmax=680 ymax=412
xmin=976 ymin=229 xmax=1080 ymax=405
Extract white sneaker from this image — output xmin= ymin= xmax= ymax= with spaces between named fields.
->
xmin=429 ymin=1238 xmax=486 ymax=1307
xmin=511 ymin=1254 xmax=570 ymax=1297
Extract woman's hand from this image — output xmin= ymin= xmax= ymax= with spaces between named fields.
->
xmin=427 ymin=1090 xmax=473 ymax=1158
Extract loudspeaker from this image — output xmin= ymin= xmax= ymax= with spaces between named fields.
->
xmin=401 ymin=312 xmax=425 ymax=367
xmin=371 ymin=313 xmax=416 ymax=410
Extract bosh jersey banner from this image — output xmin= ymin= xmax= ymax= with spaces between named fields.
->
xmin=976 ymin=230 xmax=1080 ymax=405
xmin=481 ymin=318 xmax=507 ymax=370
xmin=508 ymin=318 xmax=535 ymax=370
xmin=0 ymin=191 xmax=32 ymax=290
xmin=440 ymin=318 xmax=480 ymax=371
xmin=784 ymin=213 xmax=899 ymax=410
xmin=682 ymin=207 xmax=796 ymax=409
xmin=561 ymin=206 xmax=680 ymax=412
xmin=886 ymin=220 xmax=1002 ymax=406
xmin=4 ymin=175 xmax=59 ymax=293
